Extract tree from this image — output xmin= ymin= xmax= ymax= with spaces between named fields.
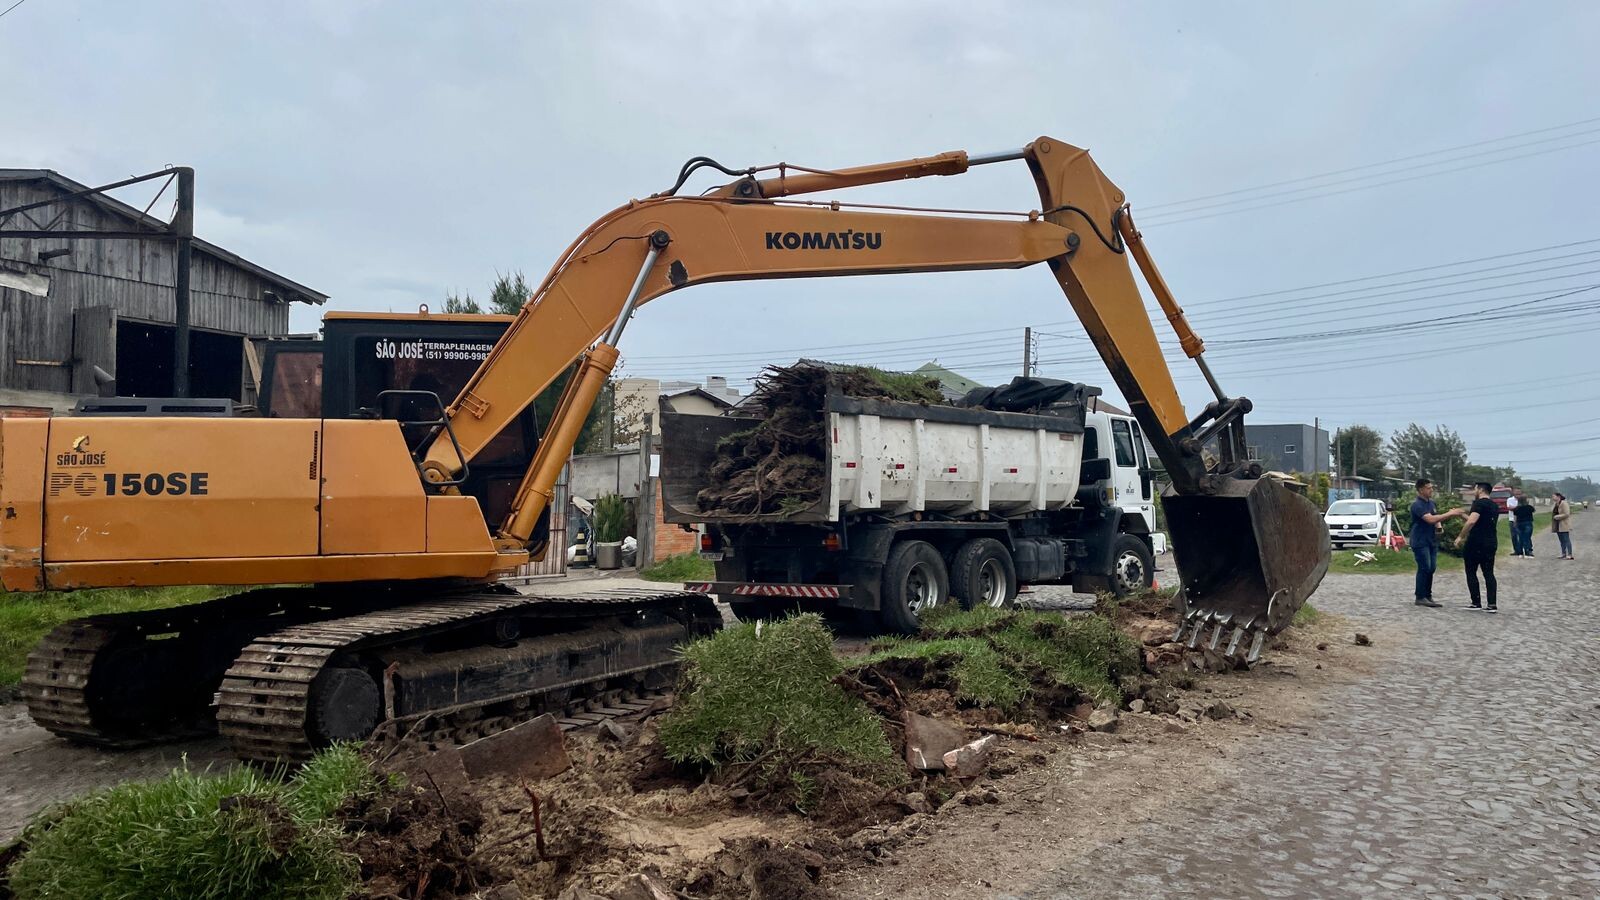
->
xmin=1333 ymin=425 xmax=1384 ymax=479
xmin=1556 ymin=474 xmax=1598 ymax=501
xmin=1385 ymin=424 xmax=1467 ymax=488
xmin=488 ymin=271 xmax=534 ymax=316
xmin=441 ymin=292 xmax=483 ymax=314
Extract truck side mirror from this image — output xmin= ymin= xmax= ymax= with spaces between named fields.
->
xmin=1080 ymin=457 xmax=1112 ymax=483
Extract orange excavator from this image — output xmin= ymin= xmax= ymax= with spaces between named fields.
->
xmin=8 ymin=137 xmax=1329 ymax=762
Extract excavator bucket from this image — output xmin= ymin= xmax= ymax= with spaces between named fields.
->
xmin=1162 ymin=476 xmax=1331 ymax=662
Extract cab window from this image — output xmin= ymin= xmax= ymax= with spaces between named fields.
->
xmin=1130 ymin=420 xmax=1150 ymax=468
xmin=1111 ymin=419 xmax=1137 ymax=467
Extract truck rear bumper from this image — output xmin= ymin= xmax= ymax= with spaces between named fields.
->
xmin=684 ymin=581 xmax=854 ymax=600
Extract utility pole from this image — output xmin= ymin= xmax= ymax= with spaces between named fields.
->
xmin=172 ymin=168 xmax=195 ymax=398
xmin=1022 ymin=326 xmax=1032 ymax=377
xmin=1314 ymin=417 xmax=1320 ymax=474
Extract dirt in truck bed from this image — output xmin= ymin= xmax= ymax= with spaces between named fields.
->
xmin=696 ymin=364 xmax=945 ymax=516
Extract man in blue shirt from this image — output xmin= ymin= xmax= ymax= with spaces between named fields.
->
xmin=1409 ymin=478 xmax=1464 ymax=607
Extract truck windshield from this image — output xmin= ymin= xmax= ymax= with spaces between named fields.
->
xmin=1110 ymin=419 xmax=1137 ymax=467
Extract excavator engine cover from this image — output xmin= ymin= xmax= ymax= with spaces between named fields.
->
xmin=1163 ymin=475 xmax=1330 ymax=638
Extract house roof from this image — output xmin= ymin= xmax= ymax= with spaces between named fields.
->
xmin=914 ymin=361 xmax=985 ymax=396
xmin=0 ymin=169 xmax=327 ymax=304
xmin=663 ymin=386 xmax=734 ymax=409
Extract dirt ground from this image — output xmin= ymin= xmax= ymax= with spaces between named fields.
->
xmin=825 ymin=611 xmax=1386 ymax=899
xmin=0 ymin=572 xmax=1365 ymax=898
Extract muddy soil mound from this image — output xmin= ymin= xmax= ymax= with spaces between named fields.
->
xmin=342 ymin=767 xmax=491 ymax=898
xmin=697 ymin=364 xmax=943 ymax=516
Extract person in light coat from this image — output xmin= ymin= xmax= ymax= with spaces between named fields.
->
xmin=1551 ymin=492 xmax=1574 ymax=560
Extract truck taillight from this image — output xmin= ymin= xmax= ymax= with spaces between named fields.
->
xmin=823 ymin=534 xmax=841 ymax=551
xmin=700 ymin=532 xmax=714 ymax=552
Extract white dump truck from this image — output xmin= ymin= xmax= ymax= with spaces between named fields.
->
xmin=660 ymin=383 xmax=1161 ymax=633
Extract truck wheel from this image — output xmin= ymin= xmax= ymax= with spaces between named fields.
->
xmin=1110 ymin=534 xmax=1155 ymax=597
xmin=879 ymin=540 xmax=950 ymax=634
xmin=951 ymin=538 xmax=1017 ymax=609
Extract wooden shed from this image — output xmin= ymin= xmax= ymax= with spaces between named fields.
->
xmin=0 ymin=169 xmax=326 ymax=412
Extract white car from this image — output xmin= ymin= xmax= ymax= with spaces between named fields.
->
xmin=1325 ymin=498 xmax=1388 ymax=549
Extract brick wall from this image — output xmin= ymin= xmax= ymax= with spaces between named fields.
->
xmin=652 ymin=479 xmax=700 ymax=557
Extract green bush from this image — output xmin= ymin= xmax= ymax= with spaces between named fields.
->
xmin=592 ymin=493 xmax=629 ymax=543
xmin=864 ymin=606 xmax=1140 ymax=709
xmin=7 ymin=748 xmax=374 ymax=900
xmin=659 ymin=614 xmax=894 ymax=775
xmin=1392 ymin=490 xmax=1468 ymax=556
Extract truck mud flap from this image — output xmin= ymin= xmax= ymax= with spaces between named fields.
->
xmin=1163 ymin=476 xmax=1330 ymax=658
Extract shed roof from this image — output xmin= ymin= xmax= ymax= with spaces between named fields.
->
xmin=0 ymin=169 xmax=328 ymax=304
xmin=663 ymin=386 xmax=734 ymax=409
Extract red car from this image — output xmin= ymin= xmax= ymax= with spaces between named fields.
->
xmin=1490 ymin=484 xmax=1513 ymax=514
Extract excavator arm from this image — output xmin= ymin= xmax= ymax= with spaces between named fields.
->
xmin=424 ymin=136 xmax=1328 ymax=635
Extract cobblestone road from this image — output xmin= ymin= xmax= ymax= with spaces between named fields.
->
xmin=1011 ymin=513 xmax=1600 ymax=899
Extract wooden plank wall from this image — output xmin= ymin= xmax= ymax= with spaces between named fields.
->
xmin=0 ymin=177 xmax=296 ymax=395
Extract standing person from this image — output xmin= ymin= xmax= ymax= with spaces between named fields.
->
xmin=1410 ymin=478 xmax=1464 ymax=608
xmin=1552 ymin=492 xmax=1574 ymax=559
xmin=1506 ymin=491 xmax=1525 ymax=557
xmin=1512 ymin=488 xmax=1536 ymax=558
xmin=1455 ymin=482 xmax=1501 ymax=612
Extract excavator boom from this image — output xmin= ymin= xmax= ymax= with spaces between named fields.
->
xmin=421 ymin=137 xmax=1329 ymax=636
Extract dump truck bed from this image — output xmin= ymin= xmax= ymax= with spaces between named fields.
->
xmin=660 ymin=394 xmax=1087 ymax=525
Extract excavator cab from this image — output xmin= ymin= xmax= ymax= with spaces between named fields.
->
xmin=257 ymin=312 xmax=552 ymax=550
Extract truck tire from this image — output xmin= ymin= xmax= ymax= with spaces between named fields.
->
xmin=879 ymin=540 xmax=950 ymax=634
xmin=1110 ymin=533 xmax=1155 ymax=597
xmin=950 ymin=538 xmax=1017 ymax=609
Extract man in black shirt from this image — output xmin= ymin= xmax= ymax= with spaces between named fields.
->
xmin=1455 ymin=481 xmax=1501 ymax=612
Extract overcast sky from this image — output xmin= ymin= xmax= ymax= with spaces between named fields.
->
xmin=5 ymin=1 xmax=1598 ymax=479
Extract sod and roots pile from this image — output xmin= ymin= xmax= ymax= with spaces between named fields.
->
xmin=696 ymin=364 xmax=944 ymax=516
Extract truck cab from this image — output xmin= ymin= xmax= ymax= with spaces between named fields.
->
xmin=1083 ymin=409 xmax=1158 ymax=535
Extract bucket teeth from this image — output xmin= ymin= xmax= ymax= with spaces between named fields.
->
xmin=1207 ymin=621 xmax=1227 ymax=652
xmin=1224 ymin=626 xmax=1245 ymax=658
xmin=1186 ymin=613 xmax=1210 ymax=649
xmin=1246 ymin=630 xmax=1267 ymax=664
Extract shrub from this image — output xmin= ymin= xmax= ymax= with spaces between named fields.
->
xmin=592 ymin=493 xmax=629 ymax=543
xmin=1393 ymin=490 xmax=1467 ymax=556
xmin=638 ymin=552 xmax=714 ymax=582
xmin=659 ymin=614 xmax=894 ymax=775
xmin=7 ymin=749 xmax=373 ymax=900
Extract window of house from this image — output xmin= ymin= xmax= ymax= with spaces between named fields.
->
xmin=1284 ymin=444 xmax=1298 ymax=454
xmin=1248 ymin=446 xmax=1261 ymax=460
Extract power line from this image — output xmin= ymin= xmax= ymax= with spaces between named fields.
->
xmin=629 ymin=238 xmax=1600 ymax=369
xmin=1140 ymin=128 xmax=1600 ymax=219
xmin=1141 ymin=136 xmax=1600 ymax=228
xmin=1140 ymin=116 xmax=1600 ymax=212
xmin=0 ymin=0 xmax=30 ymax=20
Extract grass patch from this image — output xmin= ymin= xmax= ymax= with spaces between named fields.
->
xmin=0 ymin=585 xmax=237 ymax=686
xmin=659 ymin=614 xmax=895 ymax=786
xmin=638 ymin=552 xmax=714 ymax=582
xmin=863 ymin=606 xmax=1140 ymax=710
xmin=7 ymin=746 xmax=375 ymax=900
xmin=1292 ymin=602 xmax=1320 ymax=627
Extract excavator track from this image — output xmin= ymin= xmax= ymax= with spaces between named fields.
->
xmin=218 ymin=586 xmax=718 ymax=764
xmin=22 ymin=587 xmax=356 ymax=749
